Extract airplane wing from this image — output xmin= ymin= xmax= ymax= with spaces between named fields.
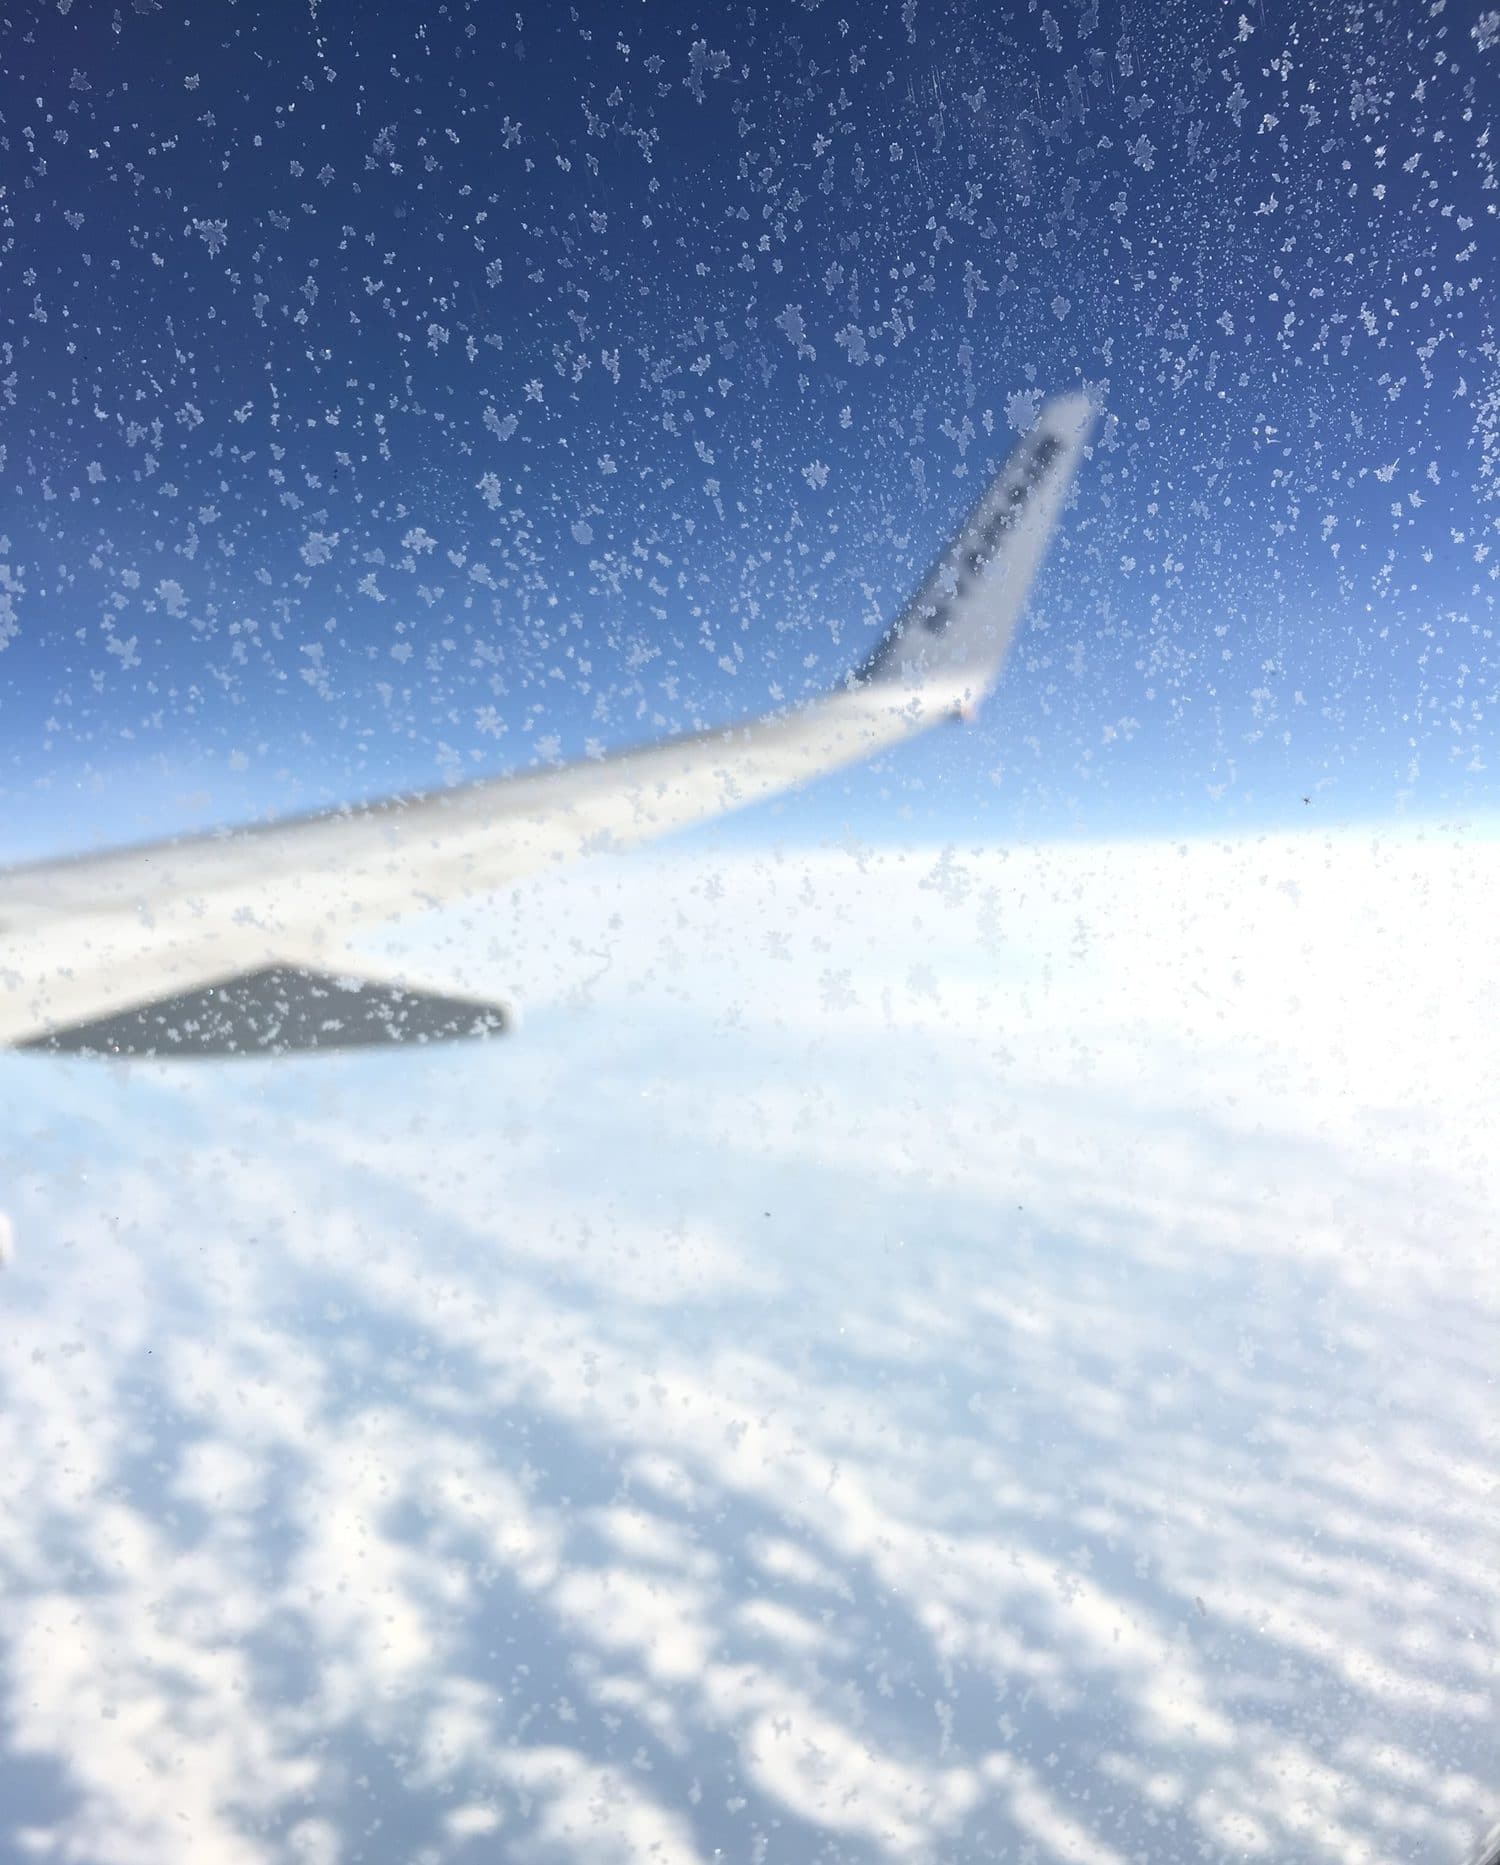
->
xmin=0 ymin=392 xmax=1092 ymax=1058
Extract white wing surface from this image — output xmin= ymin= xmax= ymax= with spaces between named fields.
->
xmin=0 ymin=393 xmax=1092 ymax=1057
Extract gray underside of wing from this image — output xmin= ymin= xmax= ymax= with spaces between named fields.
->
xmin=20 ymin=965 xmax=510 ymax=1059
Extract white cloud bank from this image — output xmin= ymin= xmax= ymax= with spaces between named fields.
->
xmin=0 ymin=827 xmax=1495 ymax=1863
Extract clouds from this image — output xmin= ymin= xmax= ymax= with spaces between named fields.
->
xmin=0 ymin=831 xmax=1496 ymax=1861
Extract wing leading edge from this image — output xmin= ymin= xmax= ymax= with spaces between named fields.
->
xmin=0 ymin=391 xmax=1092 ymax=1057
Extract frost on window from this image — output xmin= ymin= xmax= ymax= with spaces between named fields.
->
xmin=0 ymin=4 xmax=1495 ymax=1863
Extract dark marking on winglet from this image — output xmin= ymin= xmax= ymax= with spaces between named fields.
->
xmin=855 ymin=424 xmax=1070 ymax=682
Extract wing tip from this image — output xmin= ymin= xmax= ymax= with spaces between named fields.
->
xmin=1033 ymin=387 xmax=1096 ymax=451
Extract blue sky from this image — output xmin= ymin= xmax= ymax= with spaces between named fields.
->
xmin=0 ymin=0 xmax=1495 ymax=858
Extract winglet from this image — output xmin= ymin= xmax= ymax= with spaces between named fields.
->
xmin=856 ymin=390 xmax=1093 ymax=706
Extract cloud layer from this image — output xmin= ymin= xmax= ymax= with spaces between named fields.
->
xmin=2 ymin=829 xmax=1496 ymax=1862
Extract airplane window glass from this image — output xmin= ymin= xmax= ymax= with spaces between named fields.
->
xmin=2 ymin=4 xmax=1497 ymax=1861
